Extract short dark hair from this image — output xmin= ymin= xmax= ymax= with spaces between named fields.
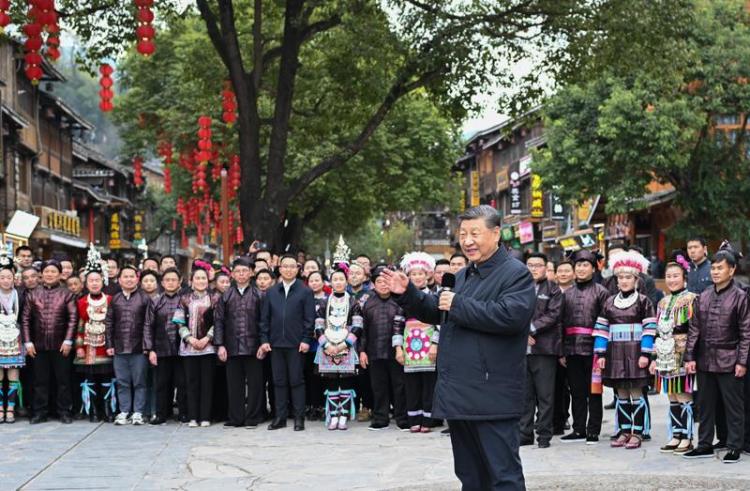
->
xmin=556 ymin=260 xmax=574 ymax=272
xmin=119 ymin=264 xmax=138 ymax=277
xmin=143 ymin=256 xmax=160 ymax=265
xmin=450 ymin=252 xmax=468 ymax=262
xmin=687 ymin=236 xmax=707 ymax=247
xmin=140 ymin=269 xmax=160 ymax=283
xmin=21 ymin=266 xmax=37 ymax=275
xmin=306 ymin=270 xmax=324 ymax=283
xmin=457 ymin=205 xmax=501 ymax=228
xmin=303 ymin=258 xmax=321 ymax=270
xmin=15 ymin=245 xmax=32 ymax=255
xmin=255 ymin=268 xmax=274 ymax=279
xmin=279 ymin=253 xmax=298 ymax=265
xmin=161 ymin=267 xmax=182 ymax=279
xmin=160 ymin=255 xmax=176 ymax=265
xmin=712 ymin=250 xmax=738 ymax=268
xmin=435 ymin=259 xmax=450 ymax=267
xmin=355 ymin=254 xmax=371 ymax=261
xmin=526 ymin=252 xmax=548 ymax=264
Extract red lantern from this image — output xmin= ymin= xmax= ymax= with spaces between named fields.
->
xmin=135 ymin=0 xmax=156 ymax=57
xmin=196 ymin=116 xmax=212 ymax=164
xmin=133 ymin=156 xmax=144 ymax=187
xmin=99 ymin=63 xmax=115 ymax=112
xmin=221 ymin=83 xmax=237 ymax=127
xmin=163 ymin=166 xmax=172 ymax=194
xmin=0 ymin=1 xmax=11 ymax=33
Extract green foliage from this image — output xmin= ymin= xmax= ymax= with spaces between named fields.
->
xmin=303 ymin=218 xmax=415 ymax=263
xmin=534 ymin=0 xmax=750 ymax=240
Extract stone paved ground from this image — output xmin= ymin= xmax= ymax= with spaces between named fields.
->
xmin=5 ymin=396 xmax=750 ymax=490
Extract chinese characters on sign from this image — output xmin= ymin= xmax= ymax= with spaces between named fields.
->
xmin=471 ymin=170 xmax=480 ymax=207
xmin=510 ymin=171 xmax=522 ymax=215
xmin=530 ymin=174 xmax=544 ymax=218
xmin=134 ymin=213 xmax=143 ymax=241
xmin=550 ymin=194 xmax=565 ymax=221
xmin=109 ymin=213 xmax=121 ymax=250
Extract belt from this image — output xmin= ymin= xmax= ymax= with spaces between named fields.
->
xmin=565 ymin=327 xmax=593 ymax=336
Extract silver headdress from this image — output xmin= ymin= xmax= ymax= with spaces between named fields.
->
xmin=85 ymin=243 xmax=109 ymax=286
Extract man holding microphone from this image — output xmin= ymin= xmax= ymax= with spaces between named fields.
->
xmin=383 ymin=205 xmax=536 ymax=490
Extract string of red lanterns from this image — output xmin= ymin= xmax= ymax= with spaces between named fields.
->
xmin=135 ymin=0 xmax=156 ymax=56
xmin=99 ymin=64 xmax=114 ymax=112
xmin=221 ymin=83 xmax=237 ymax=127
xmin=133 ymin=156 xmax=144 ymax=187
xmin=0 ymin=1 xmax=11 ymax=32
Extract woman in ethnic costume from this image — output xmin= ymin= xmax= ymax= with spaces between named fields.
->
xmin=650 ymin=251 xmax=697 ymax=454
xmin=0 ymin=249 xmax=23 ymax=423
xmin=173 ymin=265 xmax=220 ymax=428
xmin=395 ymin=252 xmax=438 ymax=433
xmin=315 ymin=266 xmax=362 ymax=431
xmin=594 ymin=250 xmax=657 ymax=449
xmin=74 ymin=244 xmax=115 ymax=422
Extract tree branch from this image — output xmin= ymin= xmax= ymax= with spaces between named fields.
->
xmin=196 ymin=0 xmax=232 ymax=69
xmin=56 ymin=1 xmax=120 ymax=19
xmin=284 ymin=67 xmax=442 ymax=202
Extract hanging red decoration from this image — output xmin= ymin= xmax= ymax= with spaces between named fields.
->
xmin=158 ymin=141 xmax=173 ymax=193
xmin=135 ymin=0 xmax=156 ymax=56
xmin=0 ymin=1 xmax=11 ymax=33
xmin=23 ymin=20 xmax=43 ymax=85
xmin=221 ymin=82 xmax=237 ymax=127
xmin=99 ymin=64 xmax=114 ymax=112
xmin=196 ymin=116 xmax=212 ymax=163
xmin=133 ymin=156 xmax=144 ymax=187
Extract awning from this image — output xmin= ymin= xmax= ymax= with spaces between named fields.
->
xmin=1 ymin=105 xmax=30 ymax=128
xmin=50 ymin=233 xmax=87 ymax=249
xmin=73 ymin=181 xmax=112 ymax=205
xmin=557 ymin=228 xmax=597 ymax=251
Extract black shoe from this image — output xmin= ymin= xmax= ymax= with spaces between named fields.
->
xmin=30 ymin=415 xmax=48 ymax=424
xmin=294 ymin=417 xmax=305 ymax=431
xmin=560 ymin=432 xmax=586 ymax=443
xmin=397 ymin=424 xmax=411 ymax=432
xmin=368 ymin=423 xmax=389 ymax=431
xmin=552 ymin=428 xmax=564 ymax=436
xmin=520 ymin=438 xmax=535 ymax=446
xmin=586 ymin=435 xmax=599 ymax=445
xmin=538 ymin=440 xmax=551 ymax=449
xmin=683 ymin=447 xmax=715 ymax=459
xmin=642 ymin=433 xmax=651 ymax=441
xmin=441 ymin=427 xmax=451 ymax=435
xmin=723 ymin=449 xmax=741 ymax=464
xmin=713 ymin=441 xmax=727 ymax=450
xmin=267 ymin=418 xmax=287 ymax=430
xmin=59 ymin=414 xmax=74 ymax=424
xmin=604 ymin=401 xmax=616 ymax=410
xmin=150 ymin=417 xmax=167 ymax=426
xmin=178 ymin=414 xmax=189 ymax=423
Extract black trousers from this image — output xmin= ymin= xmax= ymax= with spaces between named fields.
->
xmin=404 ymin=370 xmax=436 ymax=427
xmin=271 ymin=348 xmax=305 ymax=419
xmin=183 ymin=355 xmax=215 ymax=422
xmin=355 ymin=366 xmax=373 ymax=411
xmin=520 ymin=355 xmax=557 ymax=443
xmin=697 ymin=371 xmax=744 ymax=451
xmin=304 ymin=350 xmax=324 ymax=408
xmin=369 ymin=358 xmax=407 ymax=426
xmin=226 ymin=355 xmax=264 ymax=426
xmin=33 ymin=350 xmax=73 ymax=417
xmin=566 ymin=355 xmax=602 ymax=436
xmin=553 ymin=362 xmax=570 ymax=432
xmin=262 ymin=356 xmax=275 ymax=419
xmin=154 ymin=356 xmax=182 ymax=420
xmin=449 ymin=419 xmax=525 ymax=491
xmin=213 ymin=363 xmax=228 ymax=421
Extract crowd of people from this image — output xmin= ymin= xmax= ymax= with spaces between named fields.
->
xmin=1 ymin=233 xmax=749 ymax=466
xmin=0 ymin=239 xmax=469 ymax=436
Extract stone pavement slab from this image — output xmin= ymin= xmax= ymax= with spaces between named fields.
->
xmin=5 ymin=395 xmax=750 ymax=490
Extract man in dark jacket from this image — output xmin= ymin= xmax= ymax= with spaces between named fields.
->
xmin=560 ymin=249 xmax=610 ymax=444
xmin=22 ymin=260 xmax=78 ymax=424
xmin=520 ymin=252 xmax=563 ymax=449
xmin=687 ymin=237 xmax=712 ymax=294
xmin=383 ymin=205 xmax=536 ymax=491
xmin=359 ymin=266 xmax=408 ymax=430
xmin=684 ymin=245 xmax=750 ymax=463
xmin=105 ymin=265 xmax=151 ymax=426
xmin=143 ymin=267 xmax=184 ymax=424
xmin=258 ymin=254 xmax=315 ymax=431
xmin=215 ymin=257 xmax=264 ymax=428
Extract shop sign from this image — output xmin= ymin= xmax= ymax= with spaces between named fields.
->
xmin=542 ymin=225 xmax=560 ymax=241
xmin=519 ymin=155 xmax=532 ymax=177
xmin=496 ymin=167 xmax=509 ymax=191
xmin=35 ymin=206 xmax=80 ymax=236
xmin=558 ymin=237 xmax=580 ymax=251
xmin=509 ymin=171 xmax=522 ymax=215
xmin=134 ymin=213 xmax=144 ymax=241
xmin=519 ymin=221 xmax=535 ymax=244
xmin=471 ymin=170 xmax=480 ymax=207
xmin=530 ymin=174 xmax=544 ymax=218
xmin=550 ymin=194 xmax=566 ymax=221
xmin=109 ymin=213 xmax=121 ymax=250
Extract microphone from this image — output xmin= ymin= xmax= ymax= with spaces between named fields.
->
xmin=440 ymin=272 xmax=456 ymax=326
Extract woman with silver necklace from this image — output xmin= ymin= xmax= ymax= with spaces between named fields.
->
xmin=0 ymin=251 xmax=22 ymax=423
xmin=593 ymin=249 xmax=657 ymax=449
xmin=314 ymin=268 xmax=363 ymax=430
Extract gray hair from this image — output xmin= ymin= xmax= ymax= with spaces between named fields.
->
xmin=457 ymin=205 xmax=502 ymax=229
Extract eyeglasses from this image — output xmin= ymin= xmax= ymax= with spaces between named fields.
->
xmin=527 ymin=263 xmax=546 ymax=269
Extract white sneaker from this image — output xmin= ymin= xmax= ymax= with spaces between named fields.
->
xmin=188 ymin=420 xmax=198 ymax=428
xmin=200 ymin=421 xmax=211 ymax=427
xmin=131 ymin=413 xmax=144 ymax=425
xmin=114 ymin=413 xmax=129 ymax=425
xmin=328 ymin=416 xmax=339 ymax=431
